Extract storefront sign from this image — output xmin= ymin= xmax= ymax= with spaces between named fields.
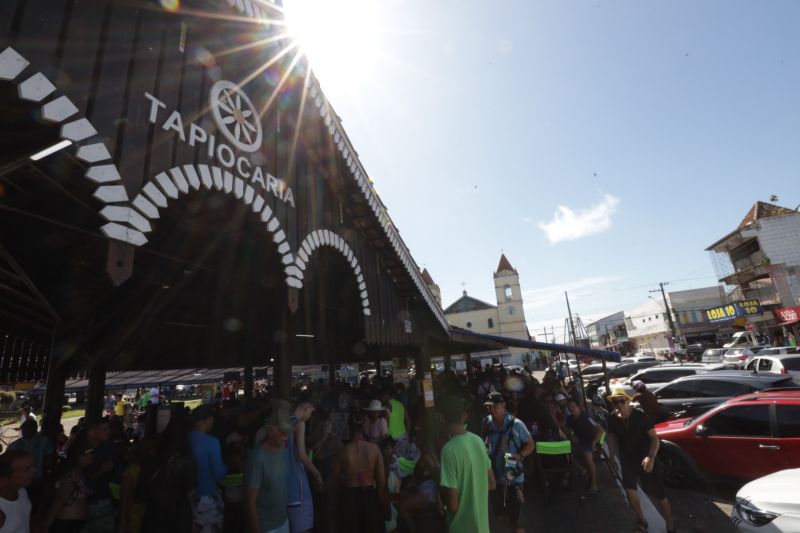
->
xmin=393 ymin=368 xmax=410 ymax=386
xmin=774 ymin=306 xmax=800 ymax=326
xmin=422 ymin=378 xmax=434 ymax=408
xmin=144 ymin=85 xmax=295 ymax=208
xmin=738 ymin=300 xmax=762 ymax=316
xmin=705 ymin=300 xmax=763 ymax=323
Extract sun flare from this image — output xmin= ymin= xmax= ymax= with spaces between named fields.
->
xmin=283 ymin=0 xmax=382 ymax=92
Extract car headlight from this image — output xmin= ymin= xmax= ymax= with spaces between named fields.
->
xmin=734 ymin=498 xmax=779 ymax=527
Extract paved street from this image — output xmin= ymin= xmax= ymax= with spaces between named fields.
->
xmin=487 ymin=455 xmax=738 ymax=532
xmin=504 ymin=371 xmax=740 ymax=532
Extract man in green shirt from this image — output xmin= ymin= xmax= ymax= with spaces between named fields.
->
xmin=439 ymin=396 xmax=496 ymax=533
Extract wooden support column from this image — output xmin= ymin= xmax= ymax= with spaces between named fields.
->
xmin=272 ymin=294 xmax=298 ymax=401
xmin=85 ymin=363 xmax=107 ymax=422
xmin=41 ymin=356 xmax=66 ymax=438
xmin=243 ymin=364 xmax=254 ymax=405
xmin=413 ymin=338 xmax=434 ymax=441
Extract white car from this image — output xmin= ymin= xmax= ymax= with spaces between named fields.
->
xmin=745 ymin=352 xmax=800 ymax=377
xmin=732 ymin=468 xmax=800 ymax=532
xmin=621 ymin=355 xmax=658 ymax=364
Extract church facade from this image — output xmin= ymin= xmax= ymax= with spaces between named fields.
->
xmin=438 ymin=255 xmax=533 ymax=365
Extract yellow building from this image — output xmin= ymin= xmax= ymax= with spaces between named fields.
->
xmin=439 ymin=255 xmax=533 ymax=365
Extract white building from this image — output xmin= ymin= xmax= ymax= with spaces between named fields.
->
xmin=586 ymin=311 xmax=630 ymax=352
xmin=625 ymin=299 xmax=674 ymax=354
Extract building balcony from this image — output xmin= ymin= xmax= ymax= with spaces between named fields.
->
xmin=742 ymin=284 xmax=781 ymax=306
xmin=720 ymin=263 xmax=770 ymax=286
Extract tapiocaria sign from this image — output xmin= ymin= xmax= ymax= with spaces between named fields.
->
xmin=144 ymin=79 xmax=295 ymax=208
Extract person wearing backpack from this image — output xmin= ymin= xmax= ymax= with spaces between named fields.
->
xmin=482 ymin=392 xmax=534 ymax=533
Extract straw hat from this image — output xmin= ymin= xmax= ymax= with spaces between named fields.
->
xmin=606 ymin=386 xmax=635 ymax=403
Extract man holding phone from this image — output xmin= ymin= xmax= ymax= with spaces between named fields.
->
xmin=606 ymin=388 xmax=674 ymax=533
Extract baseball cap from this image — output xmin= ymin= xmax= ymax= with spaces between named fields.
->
xmin=553 ymin=393 xmax=568 ymax=402
xmin=483 ymin=391 xmax=506 ymax=406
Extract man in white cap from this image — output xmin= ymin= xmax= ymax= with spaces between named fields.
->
xmin=362 ymin=399 xmax=389 ymax=443
xmin=246 ymin=407 xmax=292 ymax=533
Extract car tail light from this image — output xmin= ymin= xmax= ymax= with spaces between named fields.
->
xmin=738 ymin=355 xmax=748 ymax=360
xmin=781 ymin=367 xmax=787 ymax=374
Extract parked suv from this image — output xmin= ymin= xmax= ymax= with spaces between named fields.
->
xmin=654 ymin=370 xmax=800 ymax=420
xmin=596 ymin=363 xmax=709 ymax=398
xmin=655 ymin=390 xmax=800 ymax=487
xmin=586 ymin=361 xmax=656 ymax=400
xmin=744 ymin=352 xmax=800 ymax=377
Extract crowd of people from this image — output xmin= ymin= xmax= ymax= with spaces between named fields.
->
xmin=0 ymin=357 xmax=676 ymax=533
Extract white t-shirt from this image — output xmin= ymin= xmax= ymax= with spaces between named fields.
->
xmin=0 ymin=488 xmax=31 ymax=533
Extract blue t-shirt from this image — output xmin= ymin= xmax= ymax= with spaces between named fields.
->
xmin=189 ymin=431 xmax=228 ymax=497
xmin=484 ymin=413 xmax=532 ymax=485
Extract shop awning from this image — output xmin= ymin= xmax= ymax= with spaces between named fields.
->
xmin=30 ymin=367 xmax=273 ymax=393
xmin=449 ymin=327 xmax=622 ymax=362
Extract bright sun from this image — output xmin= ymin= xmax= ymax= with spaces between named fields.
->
xmin=283 ymin=0 xmax=382 ymax=92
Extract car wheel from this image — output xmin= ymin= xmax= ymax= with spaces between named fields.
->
xmin=660 ymin=447 xmax=696 ymax=488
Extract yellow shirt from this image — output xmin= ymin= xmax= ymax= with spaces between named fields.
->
xmin=114 ymin=399 xmax=127 ymax=417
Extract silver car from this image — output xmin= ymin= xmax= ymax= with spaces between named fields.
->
xmin=701 ymin=348 xmax=726 ymax=364
xmin=724 ymin=348 xmax=757 ymax=369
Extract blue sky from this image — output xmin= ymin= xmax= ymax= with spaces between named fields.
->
xmin=294 ymin=0 xmax=800 ymax=341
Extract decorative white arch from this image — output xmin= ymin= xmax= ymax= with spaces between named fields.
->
xmin=292 ymin=229 xmax=370 ymax=316
xmin=115 ymin=163 xmax=298 ymax=284
xmin=1 ymin=46 xmax=127 ymax=240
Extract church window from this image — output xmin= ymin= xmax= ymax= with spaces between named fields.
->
xmin=504 ymin=286 xmax=513 ymax=300
xmin=508 ymin=306 xmax=515 ymax=316
xmin=466 ymin=321 xmax=473 ymax=328
xmin=488 ymin=318 xmax=494 ymax=328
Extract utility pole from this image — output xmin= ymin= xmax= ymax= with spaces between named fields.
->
xmin=565 ymin=291 xmax=578 ymax=346
xmin=651 ymin=282 xmax=678 ymax=348
xmin=564 ymin=291 xmax=588 ymax=408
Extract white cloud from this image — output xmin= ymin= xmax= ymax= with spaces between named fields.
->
xmin=538 ymin=194 xmax=620 ymax=244
xmin=522 ymin=275 xmax=621 ymax=309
